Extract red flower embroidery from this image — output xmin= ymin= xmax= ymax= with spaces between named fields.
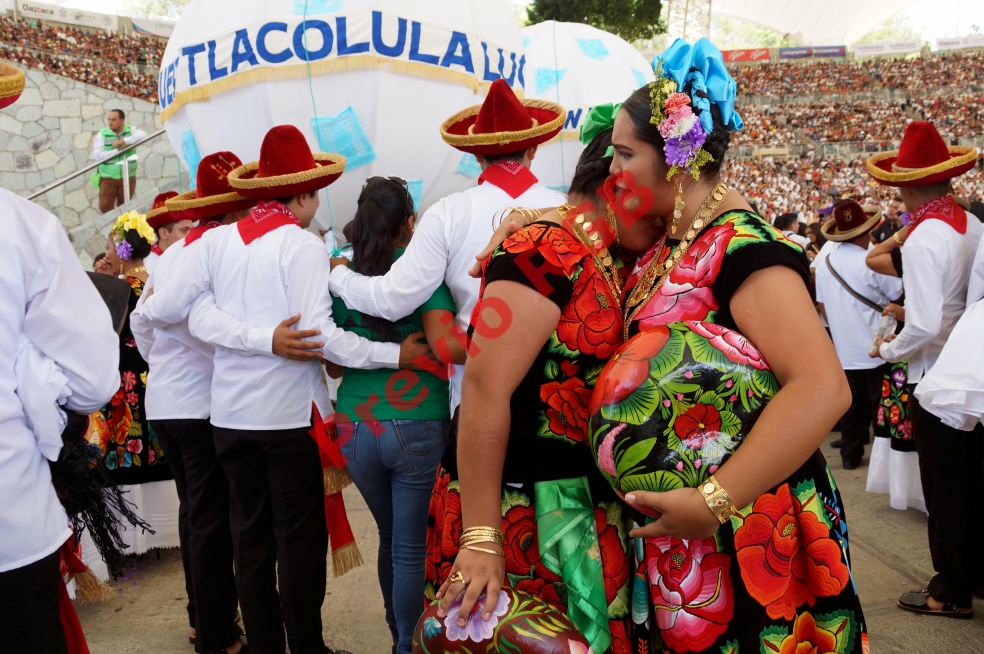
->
xmin=590 ymin=326 xmax=671 ymax=414
xmin=609 ymin=621 xmax=632 ymax=654
xmin=560 ymin=360 xmax=579 ymax=377
xmin=674 ymin=403 xmax=723 ymax=446
xmin=881 ymin=380 xmax=891 ymax=398
xmin=777 ymin=611 xmax=838 ymax=654
xmin=890 ymin=404 xmax=901 ymax=425
xmin=542 ymin=227 xmax=587 ymax=275
xmin=734 ymin=484 xmax=850 ymax=621
xmin=425 ymin=469 xmax=450 ymax=585
xmin=501 ymin=222 xmax=550 ymax=255
xmin=513 ymin=577 xmax=563 ymax=608
xmin=540 ymin=377 xmax=593 ymax=443
xmin=557 ymin=258 xmax=623 ymax=358
xmin=596 ymin=509 xmax=630 ymax=604
xmin=441 ymin=487 xmax=463 ymax=561
xmin=501 ymin=504 xmax=560 ymax=580
xmin=647 ymin=535 xmax=733 ymax=652
xmin=634 ymin=223 xmax=734 ymax=328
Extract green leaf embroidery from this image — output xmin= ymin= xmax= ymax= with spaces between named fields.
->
xmin=699 ymin=389 xmax=726 ymax=411
xmin=615 ymin=438 xmax=656 ymax=476
xmin=584 ymin=363 xmax=604 ymax=388
xmin=619 ymin=470 xmax=684 ymax=493
xmin=546 ymin=332 xmax=578 ymax=357
xmin=815 ymin=609 xmax=858 ymax=653
xmin=601 ymin=377 xmax=660 ymax=426
xmin=719 ymin=410 xmax=742 ymax=437
xmin=758 ymin=624 xmax=788 ymax=654
xmin=544 ymin=359 xmax=560 ymax=380
xmin=650 ymin=328 xmax=686 ymax=378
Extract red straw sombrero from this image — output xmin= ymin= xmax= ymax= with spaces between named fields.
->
xmin=868 ymin=121 xmax=977 ymax=188
xmin=145 ymin=191 xmax=180 ymax=229
xmin=440 ymin=79 xmax=565 ymax=156
xmin=228 ymin=125 xmax=345 ymax=199
xmin=166 ymin=151 xmax=256 ymax=221
xmin=0 ymin=63 xmax=25 ymax=110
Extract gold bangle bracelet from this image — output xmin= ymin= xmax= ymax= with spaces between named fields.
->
xmin=462 ymin=545 xmax=505 ymax=557
xmin=698 ymin=475 xmax=737 ymax=524
xmin=893 ymin=232 xmax=904 ymax=245
xmin=459 ymin=537 xmax=504 ymax=548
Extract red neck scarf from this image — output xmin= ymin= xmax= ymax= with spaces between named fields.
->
xmin=237 ymin=200 xmax=300 ymax=245
xmin=150 ymin=243 xmax=164 ymax=256
xmin=478 ymin=161 xmax=538 ymax=199
xmin=909 ymin=195 xmax=967 ymax=236
xmin=184 ymin=220 xmax=221 ymax=246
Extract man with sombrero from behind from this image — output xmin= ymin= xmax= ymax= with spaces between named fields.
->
xmin=135 ymin=125 xmax=431 ymax=653
xmin=130 ymin=151 xmax=256 ymax=654
xmin=815 ymin=200 xmax=902 ymax=470
xmin=144 ymin=191 xmax=192 ymax=275
xmin=867 ymin=121 xmax=984 ymax=618
xmin=329 ymin=78 xmax=567 ymax=411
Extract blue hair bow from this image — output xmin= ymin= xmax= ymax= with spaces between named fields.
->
xmin=654 ymin=38 xmax=744 ymax=134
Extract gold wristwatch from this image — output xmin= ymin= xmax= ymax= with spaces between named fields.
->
xmin=698 ymin=475 xmax=737 ymax=524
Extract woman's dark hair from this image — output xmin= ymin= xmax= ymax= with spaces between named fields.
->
xmin=350 ymin=177 xmax=415 ymax=342
xmin=123 ymin=228 xmax=152 ymax=260
xmin=621 ymin=83 xmax=731 ymax=179
xmin=806 ymin=221 xmax=827 ymax=250
xmin=569 ymin=127 xmax=613 ymax=203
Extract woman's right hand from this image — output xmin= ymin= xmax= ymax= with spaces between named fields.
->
xmin=435 ymin=546 xmax=505 ymax=625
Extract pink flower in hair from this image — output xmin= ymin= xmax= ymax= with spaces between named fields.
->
xmin=664 ymin=92 xmax=691 ymax=113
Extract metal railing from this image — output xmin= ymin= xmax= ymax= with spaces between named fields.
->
xmin=27 ymin=128 xmax=166 ymax=200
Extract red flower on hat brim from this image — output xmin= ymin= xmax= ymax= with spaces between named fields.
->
xmin=441 ymin=99 xmax=566 ymax=156
xmin=0 ymin=63 xmax=25 ymax=110
xmin=165 ymin=189 xmax=256 ymax=222
xmin=227 ymin=153 xmax=346 ymax=199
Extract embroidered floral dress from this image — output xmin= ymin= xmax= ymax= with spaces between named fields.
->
xmin=622 ymin=211 xmax=869 ymax=654
xmin=425 ymin=221 xmax=637 ymax=652
xmin=90 ymin=276 xmax=170 ymax=485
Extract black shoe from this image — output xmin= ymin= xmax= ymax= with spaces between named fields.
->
xmin=842 ymin=459 xmax=860 ymax=470
xmin=898 ymin=590 xmax=974 ymax=619
xmin=830 ymin=439 xmax=843 ymax=449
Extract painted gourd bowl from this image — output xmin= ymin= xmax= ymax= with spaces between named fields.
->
xmin=588 ymin=322 xmax=778 ymax=516
xmin=412 ymin=588 xmax=589 ymax=653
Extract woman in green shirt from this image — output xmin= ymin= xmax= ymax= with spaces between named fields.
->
xmin=332 ymin=177 xmax=462 ymax=654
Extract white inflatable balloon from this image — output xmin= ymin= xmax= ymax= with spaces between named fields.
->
xmin=522 ymin=21 xmax=655 ymax=191
xmin=159 ymin=0 xmax=524 ymax=238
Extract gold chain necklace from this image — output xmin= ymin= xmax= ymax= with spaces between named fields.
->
xmin=622 ymin=183 xmax=730 ymax=339
xmin=559 ymin=204 xmax=623 ymax=302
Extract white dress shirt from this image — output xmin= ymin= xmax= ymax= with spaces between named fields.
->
xmin=144 ymin=250 xmax=159 ymax=276
xmin=1 ymin=189 xmax=119 ymax=571
xmin=92 ymin=125 xmax=148 ymax=163
xmin=815 ymin=242 xmax=903 ymax=370
xmin=880 ymin=217 xmax=984 ymax=382
xmin=130 ymin=237 xmax=216 ymax=421
xmin=809 ymin=239 xmax=837 ymax=270
xmin=133 ymin=222 xmax=400 ymax=430
xmin=329 ymin=181 xmax=567 ymax=409
xmin=782 ymin=230 xmax=811 ymax=250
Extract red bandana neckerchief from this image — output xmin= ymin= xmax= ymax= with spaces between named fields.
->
xmin=237 ymin=200 xmax=300 ymax=245
xmin=150 ymin=243 xmax=164 ymax=256
xmin=183 ymin=220 xmax=222 ymax=247
xmin=909 ymin=195 xmax=967 ymax=236
xmin=478 ymin=161 xmax=538 ymax=199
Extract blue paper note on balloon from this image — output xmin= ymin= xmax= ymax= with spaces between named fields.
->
xmin=535 ymin=68 xmax=566 ymax=93
xmin=294 ymin=0 xmax=342 ymax=15
xmin=577 ymin=38 xmax=609 ymax=60
xmin=312 ymin=107 xmax=377 ymax=170
xmin=457 ymin=153 xmax=482 ymax=178
xmin=181 ymin=129 xmax=201 ymax=190
xmin=632 ymin=68 xmax=648 ymax=89
xmin=407 ymin=179 xmax=423 ymax=211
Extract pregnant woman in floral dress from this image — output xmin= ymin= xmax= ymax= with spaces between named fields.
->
xmin=603 ymin=40 xmax=869 ymax=654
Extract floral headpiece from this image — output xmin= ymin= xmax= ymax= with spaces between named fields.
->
xmin=649 ymin=38 xmax=744 ymax=181
xmin=111 ymin=210 xmax=155 ymax=260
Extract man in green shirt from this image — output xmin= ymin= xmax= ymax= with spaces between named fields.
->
xmin=92 ymin=109 xmax=147 ymax=213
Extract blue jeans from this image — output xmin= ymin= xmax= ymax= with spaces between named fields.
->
xmin=340 ymin=420 xmax=449 ymax=654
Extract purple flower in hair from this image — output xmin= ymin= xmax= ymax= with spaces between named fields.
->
xmin=115 ymin=240 xmax=133 ymax=261
xmin=664 ymin=121 xmax=707 ymax=168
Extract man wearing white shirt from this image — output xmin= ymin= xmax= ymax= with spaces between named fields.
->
xmin=774 ymin=212 xmax=811 ymax=250
xmin=816 ymin=201 xmax=903 ymax=469
xmin=329 ymin=79 xmax=567 ymax=412
xmin=130 ymin=152 xmax=256 ymax=654
xmin=867 ymin=122 xmax=984 ymax=618
xmin=0 ymin=188 xmax=119 ymax=652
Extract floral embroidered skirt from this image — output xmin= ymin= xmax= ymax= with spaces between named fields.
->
xmin=425 ymin=468 xmax=638 ymax=653
xmin=631 ymin=452 xmax=869 ymax=654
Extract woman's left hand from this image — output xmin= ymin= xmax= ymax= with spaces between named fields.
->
xmin=626 ymin=487 xmax=721 ymax=540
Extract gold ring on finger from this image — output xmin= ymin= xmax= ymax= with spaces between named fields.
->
xmin=448 ymin=571 xmax=465 ymax=585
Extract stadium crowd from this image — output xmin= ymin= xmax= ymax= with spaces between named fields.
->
xmin=0 ymin=44 xmax=159 ymax=100
xmin=0 ymin=17 xmax=164 ymax=65
xmin=731 ymin=49 xmax=984 ymax=97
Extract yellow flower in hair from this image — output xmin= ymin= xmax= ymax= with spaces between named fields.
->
xmin=113 ymin=210 xmax=157 ymax=244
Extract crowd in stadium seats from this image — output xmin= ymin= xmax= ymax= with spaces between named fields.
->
xmin=730 ymin=50 xmax=984 ymax=97
xmin=0 ymin=17 xmax=164 ymax=65
xmin=722 ymin=154 xmax=984 ymax=218
xmin=0 ymin=44 xmax=159 ymax=100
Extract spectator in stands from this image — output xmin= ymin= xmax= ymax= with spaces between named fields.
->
xmin=815 ymin=201 xmax=902 ymax=469
xmin=774 ymin=212 xmax=811 ymax=249
xmin=92 ymin=110 xmax=147 ymax=214
xmin=871 ymin=195 xmax=905 ymax=243
xmin=806 ymin=221 xmax=827 ymax=260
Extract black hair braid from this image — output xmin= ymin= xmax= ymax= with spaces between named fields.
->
xmin=569 ymin=126 xmax=614 ymax=201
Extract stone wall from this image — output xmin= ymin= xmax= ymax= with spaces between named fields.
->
xmin=0 ymin=62 xmax=190 ymax=265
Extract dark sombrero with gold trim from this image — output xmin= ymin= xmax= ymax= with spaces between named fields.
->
xmin=440 ymin=79 xmax=565 ymax=156
xmin=228 ymin=125 xmax=345 ymax=199
xmin=868 ymin=121 xmax=977 ymax=188
xmin=0 ymin=62 xmax=25 ymax=110
xmin=167 ymin=151 xmax=256 ymax=221
xmin=145 ymin=191 xmax=180 ymax=229
xmin=821 ymin=200 xmax=883 ymax=242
